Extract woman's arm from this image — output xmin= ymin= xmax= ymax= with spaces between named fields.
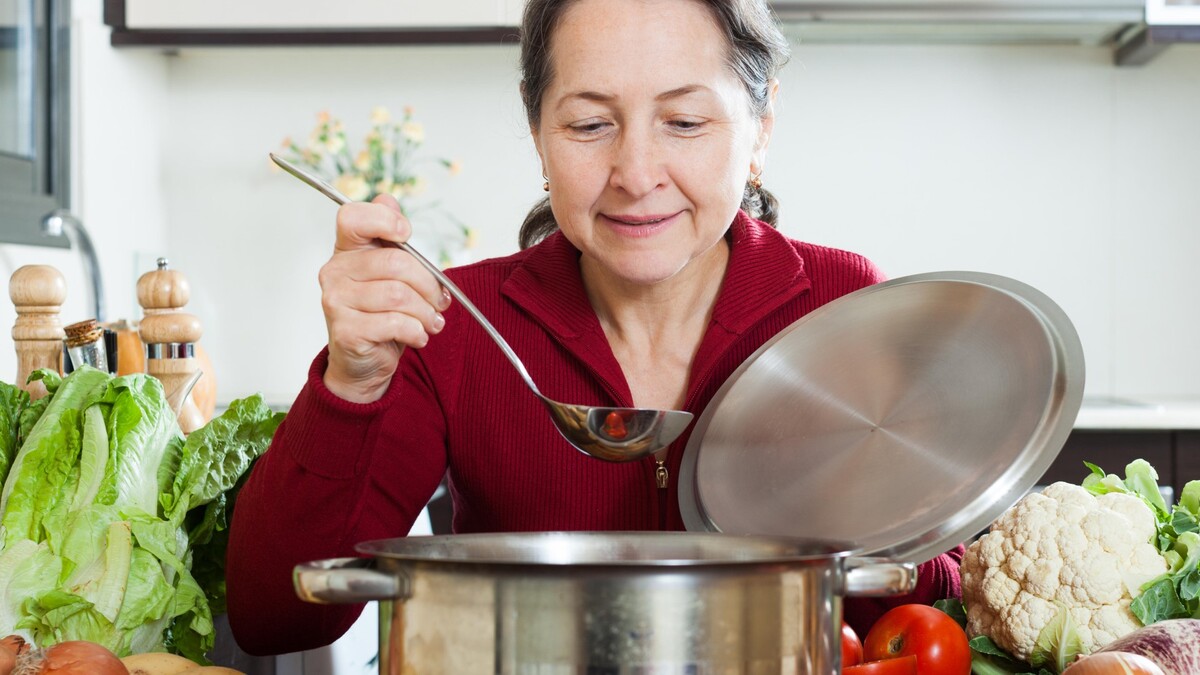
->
xmin=843 ymin=544 xmax=965 ymax=640
xmin=225 ymin=348 xmax=447 ymax=655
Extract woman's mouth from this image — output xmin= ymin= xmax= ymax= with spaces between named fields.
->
xmin=601 ymin=212 xmax=680 ymax=236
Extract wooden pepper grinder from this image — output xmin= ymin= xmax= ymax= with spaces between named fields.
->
xmin=10 ymin=265 xmax=67 ymax=400
xmin=137 ymin=257 xmax=204 ymax=434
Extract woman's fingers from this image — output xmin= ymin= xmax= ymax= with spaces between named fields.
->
xmin=322 ymin=247 xmax=450 ymax=316
xmin=334 ymin=197 xmax=412 ymax=251
xmin=323 ymin=276 xmax=447 ymax=337
xmin=319 ymin=195 xmax=455 ymax=402
xmin=326 ymin=304 xmax=438 ymax=352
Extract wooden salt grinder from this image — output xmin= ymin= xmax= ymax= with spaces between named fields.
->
xmin=10 ymin=265 xmax=67 ymax=400
xmin=137 ymin=258 xmax=204 ymax=434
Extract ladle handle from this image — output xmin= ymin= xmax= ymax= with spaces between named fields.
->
xmin=270 ymin=153 xmax=541 ymax=396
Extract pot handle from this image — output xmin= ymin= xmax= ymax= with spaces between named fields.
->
xmin=843 ymin=557 xmax=918 ymax=597
xmin=293 ymin=556 xmax=410 ymax=604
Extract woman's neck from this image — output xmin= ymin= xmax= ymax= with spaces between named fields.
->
xmin=582 ymin=239 xmax=730 ymax=345
xmin=580 ymin=239 xmax=730 ymax=411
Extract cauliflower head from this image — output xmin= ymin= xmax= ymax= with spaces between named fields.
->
xmin=961 ymin=481 xmax=1168 ymax=663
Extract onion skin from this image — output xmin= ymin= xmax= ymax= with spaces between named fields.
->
xmin=1096 ymin=619 xmax=1200 ymax=675
xmin=1065 ymin=652 xmax=1166 ymax=675
xmin=0 ymin=637 xmax=27 ymax=658
xmin=12 ymin=641 xmax=128 ymax=675
xmin=0 ymin=636 xmax=27 ymax=675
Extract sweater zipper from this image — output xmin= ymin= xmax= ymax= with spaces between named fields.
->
xmin=655 ymin=456 xmax=668 ymax=489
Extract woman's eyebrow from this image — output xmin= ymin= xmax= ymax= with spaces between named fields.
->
xmin=555 ymin=84 xmax=712 ymax=108
xmin=655 ymin=84 xmax=710 ymax=101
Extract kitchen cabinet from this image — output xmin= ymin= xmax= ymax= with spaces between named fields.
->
xmin=101 ymin=0 xmax=1189 ymax=64
xmin=103 ymin=0 xmax=522 ymax=46
xmin=1043 ymin=429 xmax=1198 ymax=500
xmin=1179 ymin=432 xmax=1200 ymax=494
xmin=117 ymin=0 xmax=511 ymax=30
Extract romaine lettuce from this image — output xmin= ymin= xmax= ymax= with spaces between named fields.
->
xmin=0 ymin=367 xmax=283 ymax=663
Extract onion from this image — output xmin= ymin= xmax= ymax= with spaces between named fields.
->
xmin=1096 ymin=619 xmax=1200 ymax=675
xmin=1065 ymin=651 xmax=1166 ymax=675
xmin=12 ymin=641 xmax=128 ymax=675
xmin=0 ymin=635 xmax=29 ymax=675
xmin=0 ymin=637 xmax=27 ymax=657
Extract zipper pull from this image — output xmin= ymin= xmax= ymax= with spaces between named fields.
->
xmin=655 ymin=459 xmax=669 ymax=489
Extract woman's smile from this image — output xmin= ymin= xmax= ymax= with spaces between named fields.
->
xmin=600 ymin=211 xmax=682 ymax=238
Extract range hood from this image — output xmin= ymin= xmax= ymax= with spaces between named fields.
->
xmin=770 ymin=0 xmax=1198 ymax=64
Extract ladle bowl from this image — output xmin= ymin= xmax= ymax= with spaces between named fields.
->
xmin=270 ymin=153 xmax=694 ymax=462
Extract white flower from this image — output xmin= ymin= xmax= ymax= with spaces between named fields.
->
xmin=447 ymin=160 xmax=463 ymax=176
xmin=334 ymin=174 xmax=370 ymax=201
xmin=354 ymin=150 xmax=371 ymax=172
xmin=375 ymin=179 xmax=394 ymax=195
xmin=401 ymin=122 xmax=425 ymax=144
xmin=325 ymin=133 xmax=345 ymax=154
xmin=371 ymin=106 xmax=391 ymax=125
xmin=409 ymin=175 xmax=427 ymax=196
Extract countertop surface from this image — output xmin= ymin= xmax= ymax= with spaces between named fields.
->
xmin=1074 ymin=397 xmax=1200 ymax=430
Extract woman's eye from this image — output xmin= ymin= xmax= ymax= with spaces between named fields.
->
xmin=668 ymin=119 xmax=704 ymax=132
xmin=569 ymin=121 xmax=610 ymax=134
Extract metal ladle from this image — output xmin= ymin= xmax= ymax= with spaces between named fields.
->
xmin=271 ymin=153 xmax=694 ymax=462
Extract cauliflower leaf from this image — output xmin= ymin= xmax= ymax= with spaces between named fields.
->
xmin=1030 ymin=604 xmax=1085 ymax=673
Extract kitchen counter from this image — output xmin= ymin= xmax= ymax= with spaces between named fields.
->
xmin=1074 ymin=397 xmax=1200 ymax=430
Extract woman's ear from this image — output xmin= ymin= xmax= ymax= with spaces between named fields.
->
xmin=751 ymin=79 xmax=780 ymax=174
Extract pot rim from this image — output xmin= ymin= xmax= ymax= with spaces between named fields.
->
xmin=354 ymin=531 xmax=865 ymax=567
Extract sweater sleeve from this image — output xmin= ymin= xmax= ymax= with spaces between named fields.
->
xmin=226 ymin=348 xmax=448 ymax=656
xmin=843 ymin=544 xmax=965 ymax=639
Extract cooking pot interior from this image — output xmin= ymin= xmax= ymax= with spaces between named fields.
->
xmin=356 ymin=531 xmax=858 ymax=566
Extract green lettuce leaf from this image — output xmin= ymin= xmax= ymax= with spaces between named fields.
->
xmin=0 ymin=381 xmax=30 ymax=485
xmin=0 ymin=540 xmax=50 ymax=638
xmin=0 ymin=367 xmax=110 ymax=539
xmin=163 ymin=394 xmax=283 ymax=522
xmin=16 ymin=369 xmax=62 ymax=448
xmin=96 ymin=374 xmax=184 ymax=518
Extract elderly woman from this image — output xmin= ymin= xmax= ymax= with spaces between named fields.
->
xmin=226 ymin=0 xmax=963 ymax=655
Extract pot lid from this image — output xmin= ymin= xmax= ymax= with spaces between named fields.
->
xmin=678 ymin=271 xmax=1085 ymax=564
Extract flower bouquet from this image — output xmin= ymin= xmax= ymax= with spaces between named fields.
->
xmin=278 ymin=106 xmax=474 ymax=266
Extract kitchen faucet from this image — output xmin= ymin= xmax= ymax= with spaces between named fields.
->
xmin=41 ymin=209 xmax=105 ymax=322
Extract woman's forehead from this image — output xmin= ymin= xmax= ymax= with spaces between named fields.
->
xmin=547 ymin=0 xmax=732 ymax=94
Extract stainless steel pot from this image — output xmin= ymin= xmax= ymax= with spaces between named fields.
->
xmin=294 ymin=531 xmax=915 ymax=674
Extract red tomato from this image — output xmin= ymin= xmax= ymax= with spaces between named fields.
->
xmin=864 ymin=604 xmax=971 ymax=675
xmin=842 ymin=622 xmax=864 ymax=667
xmin=845 ymin=655 xmax=919 ymax=675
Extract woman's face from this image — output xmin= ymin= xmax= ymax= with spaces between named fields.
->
xmin=533 ymin=0 xmax=775 ymax=289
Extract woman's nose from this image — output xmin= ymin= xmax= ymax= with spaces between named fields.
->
xmin=608 ymin=129 xmax=665 ymax=198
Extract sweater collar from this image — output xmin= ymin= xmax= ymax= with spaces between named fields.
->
xmin=500 ymin=210 xmax=812 ymax=342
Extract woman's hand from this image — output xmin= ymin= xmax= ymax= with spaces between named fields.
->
xmin=319 ymin=195 xmax=452 ymax=403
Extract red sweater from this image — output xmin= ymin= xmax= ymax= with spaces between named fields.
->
xmin=226 ymin=212 xmax=963 ymax=655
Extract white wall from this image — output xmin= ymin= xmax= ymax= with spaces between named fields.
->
xmin=3 ymin=9 xmax=1199 ymax=406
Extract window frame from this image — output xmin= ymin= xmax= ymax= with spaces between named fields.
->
xmin=0 ymin=0 xmax=70 ymax=249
